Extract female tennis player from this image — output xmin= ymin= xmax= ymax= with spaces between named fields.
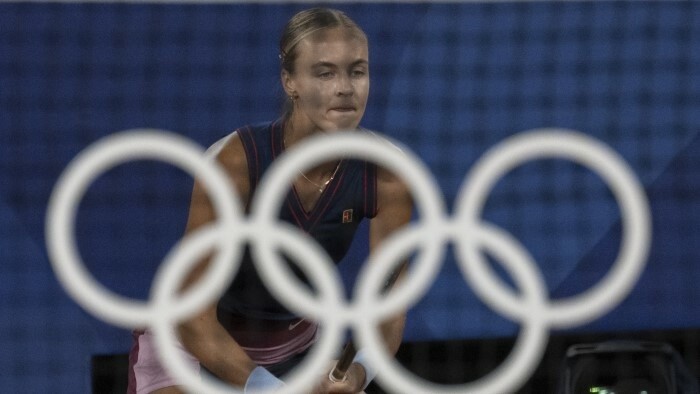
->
xmin=127 ymin=7 xmax=412 ymax=394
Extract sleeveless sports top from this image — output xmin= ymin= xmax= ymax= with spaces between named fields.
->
xmin=217 ymin=119 xmax=378 ymax=320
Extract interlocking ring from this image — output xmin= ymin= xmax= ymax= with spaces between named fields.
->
xmin=45 ymin=128 xmax=651 ymax=393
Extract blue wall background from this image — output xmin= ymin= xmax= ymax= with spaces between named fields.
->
xmin=1 ymin=1 xmax=699 ymax=392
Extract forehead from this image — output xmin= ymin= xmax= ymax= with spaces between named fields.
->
xmin=295 ymin=27 xmax=368 ymax=65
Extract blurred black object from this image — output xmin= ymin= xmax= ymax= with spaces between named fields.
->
xmin=559 ymin=341 xmax=699 ymax=394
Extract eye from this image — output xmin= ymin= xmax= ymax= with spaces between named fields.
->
xmin=318 ymin=71 xmax=334 ymax=79
xmin=351 ymin=69 xmax=367 ymax=78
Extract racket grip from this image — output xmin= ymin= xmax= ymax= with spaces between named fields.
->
xmin=330 ymin=263 xmax=405 ymax=383
xmin=329 ymin=342 xmax=357 ymax=382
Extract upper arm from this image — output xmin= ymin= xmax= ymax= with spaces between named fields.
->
xmin=368 ymin=167 xmax=412 ymax=343
xmin=181 ymin=132 xmax=250 ymax=289
xmin=369 ymin=167 xmax=413 ymax=252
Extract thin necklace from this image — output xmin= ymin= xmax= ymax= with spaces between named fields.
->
xmin=284 ymin=130 xmax=341 ymax=193
xmin=298 ymin=161 xmax=341 ymax=193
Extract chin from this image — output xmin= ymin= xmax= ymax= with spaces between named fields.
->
xmin=330 ymin=119 xmax=361 ymax=132
xmin=334 ymin=124 xmax=359 ymax=132
xmin=317 ymin=123 xmax=353 ymax=133
xmin=324 ymin=112 xmax=362 ymax=130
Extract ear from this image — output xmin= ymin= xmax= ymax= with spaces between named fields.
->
xmin=281 ymin=70 xmax=296 ymax=98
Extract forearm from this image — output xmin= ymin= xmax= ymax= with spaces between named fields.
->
xmin=178 ymin=315 xmax=256 ymax=387
xmin=333 ymin=313 xmax=403 ymax=392
xmin=378 ymin=263 xmax=408 ymax=356
xmin=379 ymin=312 xmax=406 ymax=355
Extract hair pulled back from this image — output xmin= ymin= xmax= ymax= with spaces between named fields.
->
xmin=279 ymin=8 xmax=367 ymax=119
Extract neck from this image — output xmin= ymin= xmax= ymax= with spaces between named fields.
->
xmin=283 ymin=112 xmax=321 ymax=149
xmin=283 ymin=115 xmax=341 ymax=178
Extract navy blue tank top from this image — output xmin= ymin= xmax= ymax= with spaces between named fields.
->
xmin=218 ymin=120 xmax=378 ymax=320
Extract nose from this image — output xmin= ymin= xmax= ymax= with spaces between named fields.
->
xmin=336 ymin=74 xmax=354 ymax=96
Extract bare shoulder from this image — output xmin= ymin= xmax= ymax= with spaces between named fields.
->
xmin=214 ymin=132 xmax=246 ymax=170
xmin=208 ymin=131 xmax=251 ymax=204
xmin=364 ymin=131 xmax=411 ymax=202
xmin=376 ymin=166 xmax=411 ymax=205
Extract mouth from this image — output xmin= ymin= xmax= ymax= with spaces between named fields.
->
xmin=329 ymin=106 xmax=356 ymax=112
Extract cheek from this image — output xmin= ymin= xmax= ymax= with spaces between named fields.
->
xmin=301 ymin=84 xmax=332 ymax=110
xmin=362 ymin=80 xmax=370 ymax=98
xmin=356 ymin=80 xmax=370 ymax=105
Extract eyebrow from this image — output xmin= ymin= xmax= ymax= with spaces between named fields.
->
xmin=311 ymin=59 xmax=369 ymax=69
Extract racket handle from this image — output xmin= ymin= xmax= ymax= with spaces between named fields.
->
xmin=329 ymin=263 xmax=405 ymax=383
xmin=329 ymin=342 xmax=357 ymax=382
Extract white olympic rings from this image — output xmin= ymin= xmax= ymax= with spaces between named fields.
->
xmin=45 ymin=128 xmax=651 ymax=394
